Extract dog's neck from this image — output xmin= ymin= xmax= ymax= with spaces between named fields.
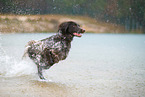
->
xmin=58 ymin=31 xmax=74 ymax=42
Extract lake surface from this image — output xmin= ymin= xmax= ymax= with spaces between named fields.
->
xmin=0 ymin=33 xmax=145 ymax=97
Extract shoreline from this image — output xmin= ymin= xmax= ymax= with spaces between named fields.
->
xmin=0 ymin=14 xmax=125 ymax=33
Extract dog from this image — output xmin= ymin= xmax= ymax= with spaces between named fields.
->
xmin=23 ymin=21 xmax=85 ymax=80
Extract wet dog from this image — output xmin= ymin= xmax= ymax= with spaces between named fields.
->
xmin=23 ymin=21 xmax=85 ymax=79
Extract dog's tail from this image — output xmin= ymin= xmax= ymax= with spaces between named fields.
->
xmin=22 ymin=40 xmax=36 ymax=59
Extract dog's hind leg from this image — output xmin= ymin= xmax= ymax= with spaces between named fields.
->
xmin=37 ymin=65 xmax=45 ymax=80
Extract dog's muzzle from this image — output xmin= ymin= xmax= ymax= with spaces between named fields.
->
xmin=73 ymin=29 xmax=85 ymax=37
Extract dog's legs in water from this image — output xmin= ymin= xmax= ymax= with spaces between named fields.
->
xmin=37 ymin=65 xmax=45 ymax=80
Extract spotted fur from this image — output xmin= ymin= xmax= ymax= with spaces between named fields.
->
xmin=23 ymin=21 xmax=85 ymax=79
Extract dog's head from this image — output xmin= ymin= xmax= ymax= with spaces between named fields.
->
xmin=58 ymin=21 xmax=85 ymax=37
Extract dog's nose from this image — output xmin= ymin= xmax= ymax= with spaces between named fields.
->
xmin=81 ymin=29 xmax=85 ymax=33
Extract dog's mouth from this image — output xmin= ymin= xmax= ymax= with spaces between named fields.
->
xmin=73 ymin=29 xmax=85 ymax=37
xmin=73 ymin=33 xmax=82 ymax=37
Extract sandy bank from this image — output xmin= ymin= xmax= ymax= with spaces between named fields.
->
xmin=0 ymin=14 xmax=123 ymax=33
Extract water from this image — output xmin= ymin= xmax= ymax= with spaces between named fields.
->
xmin=0 ymin=33 xmax=145 ymax=97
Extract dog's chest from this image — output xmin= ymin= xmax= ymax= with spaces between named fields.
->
xmin=52 ymin=41 xmax=71 ymax=58
xmin=44 ymin=39 xmax=71 ymax=60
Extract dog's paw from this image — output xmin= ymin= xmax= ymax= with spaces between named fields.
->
xmin=38 ymin=78 xmax=46 ymax=82
xmin=38 ymin=78 xmax=52 ymax=82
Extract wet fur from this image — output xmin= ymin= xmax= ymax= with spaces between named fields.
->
xmin=23 ymin=21 xmax=85 ymax=79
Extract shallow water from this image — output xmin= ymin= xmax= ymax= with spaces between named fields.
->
xmin=0 ymin=33 xmax=145 ymax=97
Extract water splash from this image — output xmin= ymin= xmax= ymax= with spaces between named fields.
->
xmin=0 ymin=56 xmax=37 ymax=77
xmin=0 ymin=45 xmax=37 ymax=77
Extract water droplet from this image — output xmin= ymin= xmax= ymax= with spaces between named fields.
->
xmin=106 ymin=20 xmax=109 ymax=23
xmin=53 ymin=7 xmax=56 ymax=9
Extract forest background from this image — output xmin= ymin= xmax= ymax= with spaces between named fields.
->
xmin=0 ymin=0 xmax=144 ymax=33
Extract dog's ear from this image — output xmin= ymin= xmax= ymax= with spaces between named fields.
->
xmin=58 ymin=22 xmax=69 ymax=34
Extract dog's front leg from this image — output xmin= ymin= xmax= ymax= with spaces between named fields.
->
xmin=37 ymin=65 xmax=45 ymax=80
